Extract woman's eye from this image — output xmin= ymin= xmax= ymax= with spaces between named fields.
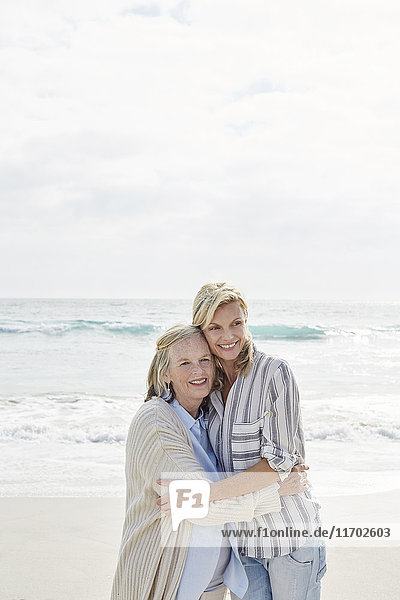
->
xmin=234 ymin=321 xmax=242 ymax=326
xmin=200 ymin=358 xmax=210 ymax=362
xmin=180 ymin=361 xmax=189 ymax=366
xmin=209 ymin=326 xmax=218 ymax=331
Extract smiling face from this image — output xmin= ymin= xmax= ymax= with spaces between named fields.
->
xmin=165 ymin=333 xmax=213 ymax=415
xmin=202 ymin=301 xmax=247 ymax=364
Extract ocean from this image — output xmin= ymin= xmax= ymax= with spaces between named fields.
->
xmin=1 ymin=298 xmax=399 ymax=497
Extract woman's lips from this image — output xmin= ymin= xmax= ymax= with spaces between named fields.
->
xmin=189 ymin=378 xmax=207 ymax=385
xmin=217 ymin=340 xmax=239 ymax=350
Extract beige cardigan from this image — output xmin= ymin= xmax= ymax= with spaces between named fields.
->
xmin=110 ymin=398 xmax=281 ymax=600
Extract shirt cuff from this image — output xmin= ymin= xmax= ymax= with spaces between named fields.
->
xmin=254 ymin=484 xmax=282 ymax=516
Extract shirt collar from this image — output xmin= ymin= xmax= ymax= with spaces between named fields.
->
xmin=170 ymin=397 xmax=206 ymax=431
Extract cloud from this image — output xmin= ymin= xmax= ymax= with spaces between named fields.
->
xmin=234 ymin=79 xmax=289 ymax=101
xmin=123 ymin=4 xmax=161 ymax=18
xmin=121 ymin=0 xmax=192 ymax=23
xmin=169 ymin=0 xmax=192 ymax=25
xmin=1 ymin=0 xmax=399 ymax=298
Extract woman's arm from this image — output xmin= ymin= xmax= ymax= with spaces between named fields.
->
xmin=161 ymin=470 xmax=307 ymax=527
xmin=187 ymin=483 xmax=280 ymax=526
xmin=209 ymin=458 xmax=279 ymax=501
xmin=261 ymin=360 xmax=303 ymax=478
xmin=209 ymin=459 xmax=308 ymax=501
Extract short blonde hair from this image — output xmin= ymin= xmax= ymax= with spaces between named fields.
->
xmin=145 ymin=324 xmax=214 ymax=402
xmin=192 ymin=282 xmax=254 ymax=378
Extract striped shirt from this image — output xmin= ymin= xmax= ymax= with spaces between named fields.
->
xmin=206 ymin=346 xmax=321 ymax=558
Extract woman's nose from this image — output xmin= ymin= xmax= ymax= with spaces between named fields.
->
xmin=220 ymin=331 xmax=234 ymax=342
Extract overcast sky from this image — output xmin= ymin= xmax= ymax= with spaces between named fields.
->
xmin=1 ymin=0 xmax=399 ymax=300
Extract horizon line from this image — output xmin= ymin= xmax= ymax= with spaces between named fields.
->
xmin=0 ymin=296 xmax=399 ymax=303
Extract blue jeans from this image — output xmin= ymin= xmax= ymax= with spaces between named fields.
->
xmin=231 ymin=543 xmax=327 ymax=600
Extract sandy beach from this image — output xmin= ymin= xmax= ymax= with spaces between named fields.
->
xmin=1 ymin=491 xmax=399 ymax=600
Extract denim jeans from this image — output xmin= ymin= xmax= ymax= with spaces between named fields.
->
xmin=231 ymin=543 xmax=327 ymax=600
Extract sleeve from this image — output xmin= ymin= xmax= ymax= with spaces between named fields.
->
xmin=260 ymin=361 xmax=304 ymax=480
xmin=253 ymin=483 xmax=281 ymax=518
xmin=188 ymin=483 xmax=281 ymax=527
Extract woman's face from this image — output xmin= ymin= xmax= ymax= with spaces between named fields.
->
xmin=165 ymin=334 xmax=214 ymax=407
xmin=202 ymin=301 xmax=247 ymax=362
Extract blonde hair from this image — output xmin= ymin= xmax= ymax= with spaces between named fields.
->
xmin=192 ymin=282 xmax=254 ymax=378
xmin=145 ymin=324 xmax=214 ymax=402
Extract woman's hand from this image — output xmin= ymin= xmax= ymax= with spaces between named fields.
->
xmin=277 ymin=471 xmax=308 ymax=496
xmin=156 ymin=493 xmax=170 ymax=515
xmin=156 ymin=479 xmax=171 ymax=515
xmin=291 ymin=463 xmax=309 ymax=472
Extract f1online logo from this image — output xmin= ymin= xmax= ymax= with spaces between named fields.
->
xmin=169 ymin=480 xmax=210 ymax=531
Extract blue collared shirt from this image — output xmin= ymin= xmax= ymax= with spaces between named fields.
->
xmin=169 ymin=397 xmax=248 ymax=600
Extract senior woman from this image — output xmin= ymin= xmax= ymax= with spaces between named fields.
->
xmin=192 ymin=283 xmax=327 ymax=600
xmin=110 ymin=324 xmax=306 ymax=600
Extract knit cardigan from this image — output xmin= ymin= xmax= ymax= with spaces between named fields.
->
xmin=110 ymin=397 xmax=281 ymax=600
